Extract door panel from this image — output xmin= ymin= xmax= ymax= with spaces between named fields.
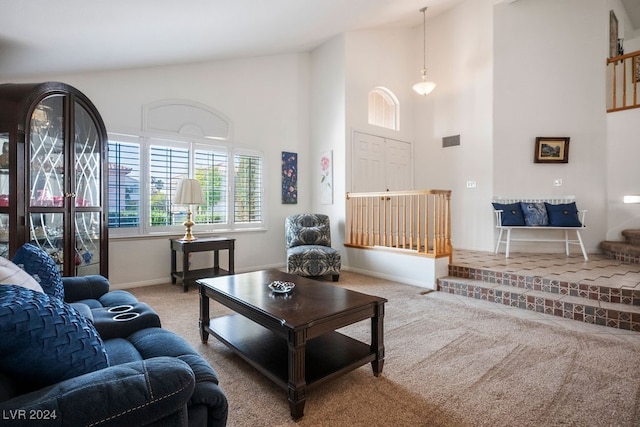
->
xmin=352 ymin=132 xmax=412 ymax=193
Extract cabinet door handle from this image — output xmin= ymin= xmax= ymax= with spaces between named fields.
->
xmin=65 ymin=192 xmax=76 ymax=198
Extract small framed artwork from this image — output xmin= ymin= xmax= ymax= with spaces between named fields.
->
xmin=635 ymin=56 xmax=640 ymax=84
xmin=320 ymin=150 xmax=333 ymax=205
xmin=610 ymin=10 xmax=618 ymax=59
xmin=282 ymin=151 xmax=298 ymax=204
xmin=534 ymin=137 xmax=570 ymax=164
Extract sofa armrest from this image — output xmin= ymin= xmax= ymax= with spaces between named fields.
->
xmin=190 ymin=382 xmax=229 ymax=427
xmin=0 ymin=357 xmax=195 ymax=427
xmin=62 ymin=275 xmax=110 ymax=303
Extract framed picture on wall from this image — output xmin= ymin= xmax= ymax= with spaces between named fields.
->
xmin=534 ymin=137 xmax=570 ymax=164
xmin=281 ymin=151 xmax=298 ymax=204
xmin=610 ymin=10 xmax=618 ymax=59
xmin=320 ymin=150 xmax=333 ymax=205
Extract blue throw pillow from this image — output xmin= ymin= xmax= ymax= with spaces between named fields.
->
xmin=13 ymin=243 xmax=64 ymax=301
xmin=545 ymin=202 xmax=582 ymax=227
xmin=520 ymin=202 xmax=549 ymax=226
xmin=492 ymin=203 xmax=525 ymax=226
xmin=0 ymin=285 xmax=109 ymax=387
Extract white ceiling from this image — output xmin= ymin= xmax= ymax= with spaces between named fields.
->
xmin=622 ymin=0 xmax=640 ymax=32
xmin=0 ymin=0 xmax=465 ymax=79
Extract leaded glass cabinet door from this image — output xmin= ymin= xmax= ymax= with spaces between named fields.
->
xmin=73 ymin=101 xmax=103 ymax=275
xmin=29 ymin=95 xmax=66 ymax=271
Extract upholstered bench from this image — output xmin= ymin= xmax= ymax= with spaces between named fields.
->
xmin=492 ymin=196 xmax=588 ymax=260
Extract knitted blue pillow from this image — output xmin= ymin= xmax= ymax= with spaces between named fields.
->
xmin=12 ymin=243 xmax=64 ymax=301
xmin=0 ymin=285 xmax=109 ymax=387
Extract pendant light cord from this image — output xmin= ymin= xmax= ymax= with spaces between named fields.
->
xmin=421 ymin=7 xmax=427 ymax=71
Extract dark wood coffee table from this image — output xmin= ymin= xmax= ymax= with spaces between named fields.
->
xmin=197 ymin=269 xmax=386 ymax=420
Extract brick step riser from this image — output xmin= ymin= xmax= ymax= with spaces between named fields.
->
xmin=448 ymin=265 xmax=640 ymax=306
xmin=438 ymin=278 xmax=640 ymax=332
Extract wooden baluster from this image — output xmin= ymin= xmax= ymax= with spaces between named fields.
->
xmin=613 ymin=59 xmax=617 ymax=109
xmin=631 ymin=55 xmax=640 ymax=105
xmin=402 ymin=195 xmax=406 ymax=249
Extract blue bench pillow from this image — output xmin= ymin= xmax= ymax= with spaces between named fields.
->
xmin=492 ymin=202 xmax=525 ymax=226
xmin=520 ymin=202 xmax=549 ymax=226
xmin=545 ymin=202 xmax=582 ymax=227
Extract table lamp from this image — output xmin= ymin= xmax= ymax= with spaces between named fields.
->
xmin=174 ymin=178 xmax=205 ymax=241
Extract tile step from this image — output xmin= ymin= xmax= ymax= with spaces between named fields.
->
xmin=437 ymin=277 xmax=640 ymax=332
xmin=447 ymin=264 xmax=640 ymax=306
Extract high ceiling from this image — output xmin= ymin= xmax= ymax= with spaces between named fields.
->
xmin=622 ymin=0 xmax=640 ymax=32
xmin=0 ymin=0 xmax=464 ymax=79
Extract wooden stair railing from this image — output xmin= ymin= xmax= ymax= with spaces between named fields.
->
xmin=607 ymin=50 xmax=640 ymax=112
xmin=345 ymin=189 xmax=452 ymax=260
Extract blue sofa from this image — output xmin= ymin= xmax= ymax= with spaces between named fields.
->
xmin=0 ymin=244 xmax=228 ymax=426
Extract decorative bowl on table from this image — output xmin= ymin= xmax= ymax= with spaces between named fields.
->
xmin=269 ymin=280 xmax=295 ymax=294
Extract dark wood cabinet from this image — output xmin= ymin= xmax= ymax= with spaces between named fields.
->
xmin=0 ymin=82 xmax=109 ymax=277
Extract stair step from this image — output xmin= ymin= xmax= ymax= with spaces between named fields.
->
xmin=600 ymin=240 xmax=640 ymax=264
xmin=438 ymin=277 xmax=640 ymax=331
xmin=447 ymin=265 xmax=640 ymax=306
xmin=622 ymin=229 xmax=640 ymax=245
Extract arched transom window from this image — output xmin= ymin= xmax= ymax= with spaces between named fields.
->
xmin=368 ymin=87 xmax=399 ymax=131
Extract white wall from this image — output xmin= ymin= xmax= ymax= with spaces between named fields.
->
xmin=606 ymin=108 xmax=640 ymax=239
xmin=494 ymin=0 xmax=608 ymax=253
xmin=309 ymin=35 xmax=347 ymax=249
xmin=413 ymin=0 xmax=495 ymax=252
xmin=2 ymin=54 xmax=313 ymax=288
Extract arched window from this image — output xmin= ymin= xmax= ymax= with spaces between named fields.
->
xmin=368 ymin=87 xmax=399 ymax=131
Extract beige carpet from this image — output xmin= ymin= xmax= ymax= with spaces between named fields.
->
xmin=129 ymin=271 xmax=640 ymax=427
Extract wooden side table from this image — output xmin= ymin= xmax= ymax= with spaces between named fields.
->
xmin=170 ymin=237 xmax=235 ymax=291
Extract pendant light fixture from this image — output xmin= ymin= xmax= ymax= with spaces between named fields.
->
xmin=413 ymin=6 xmax=436 ymax=96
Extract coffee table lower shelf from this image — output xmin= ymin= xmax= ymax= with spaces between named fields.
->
xmin=206 ymin=314 xmax=375 ymax=390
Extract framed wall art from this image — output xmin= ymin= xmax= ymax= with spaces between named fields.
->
xmin=610 ymin=10 xmax=618 ymax=59
xmin=534 ymin=137 xmax=570 ymax=164
xmin=320 ymin=150 xmax=333 ymax=204
xmin=282 ymin=151 xmax=298 ymax=204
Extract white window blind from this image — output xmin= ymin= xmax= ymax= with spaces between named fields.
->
xmin=108 ymin=139 xmax=140 ymax=229
xmin=149 ymin=144 xmax=189 ymax=227
xmin=108 ymin=133 xmax=264 ymax=235
xmin=194 ymin=148 xmax=228 ymax=224
xmin=234 ymin=153 xmax=262 ymax=223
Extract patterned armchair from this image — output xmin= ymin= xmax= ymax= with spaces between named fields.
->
xmin=285 ymin=213 xmax=341 ymax=281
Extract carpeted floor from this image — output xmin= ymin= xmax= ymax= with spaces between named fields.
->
xmin=129 ymin=271 xmax=640 ymax=427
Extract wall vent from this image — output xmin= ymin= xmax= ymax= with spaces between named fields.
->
xmin=442 ymin=135 xmax=460 ymax=148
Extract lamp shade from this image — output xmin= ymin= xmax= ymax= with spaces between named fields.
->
xmin=413 ymin=7 xmax=435 ymax=96
xmin=413 ymin=80 xmax=437 ymax=96
xmin=174 ymin=179 xmax=204 ymax=205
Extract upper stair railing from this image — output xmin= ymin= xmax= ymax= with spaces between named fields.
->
xmin=345 ymin=189 xmax=452 ymax=259
xmin=607 ymin=50 xmax=640 ymax=112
